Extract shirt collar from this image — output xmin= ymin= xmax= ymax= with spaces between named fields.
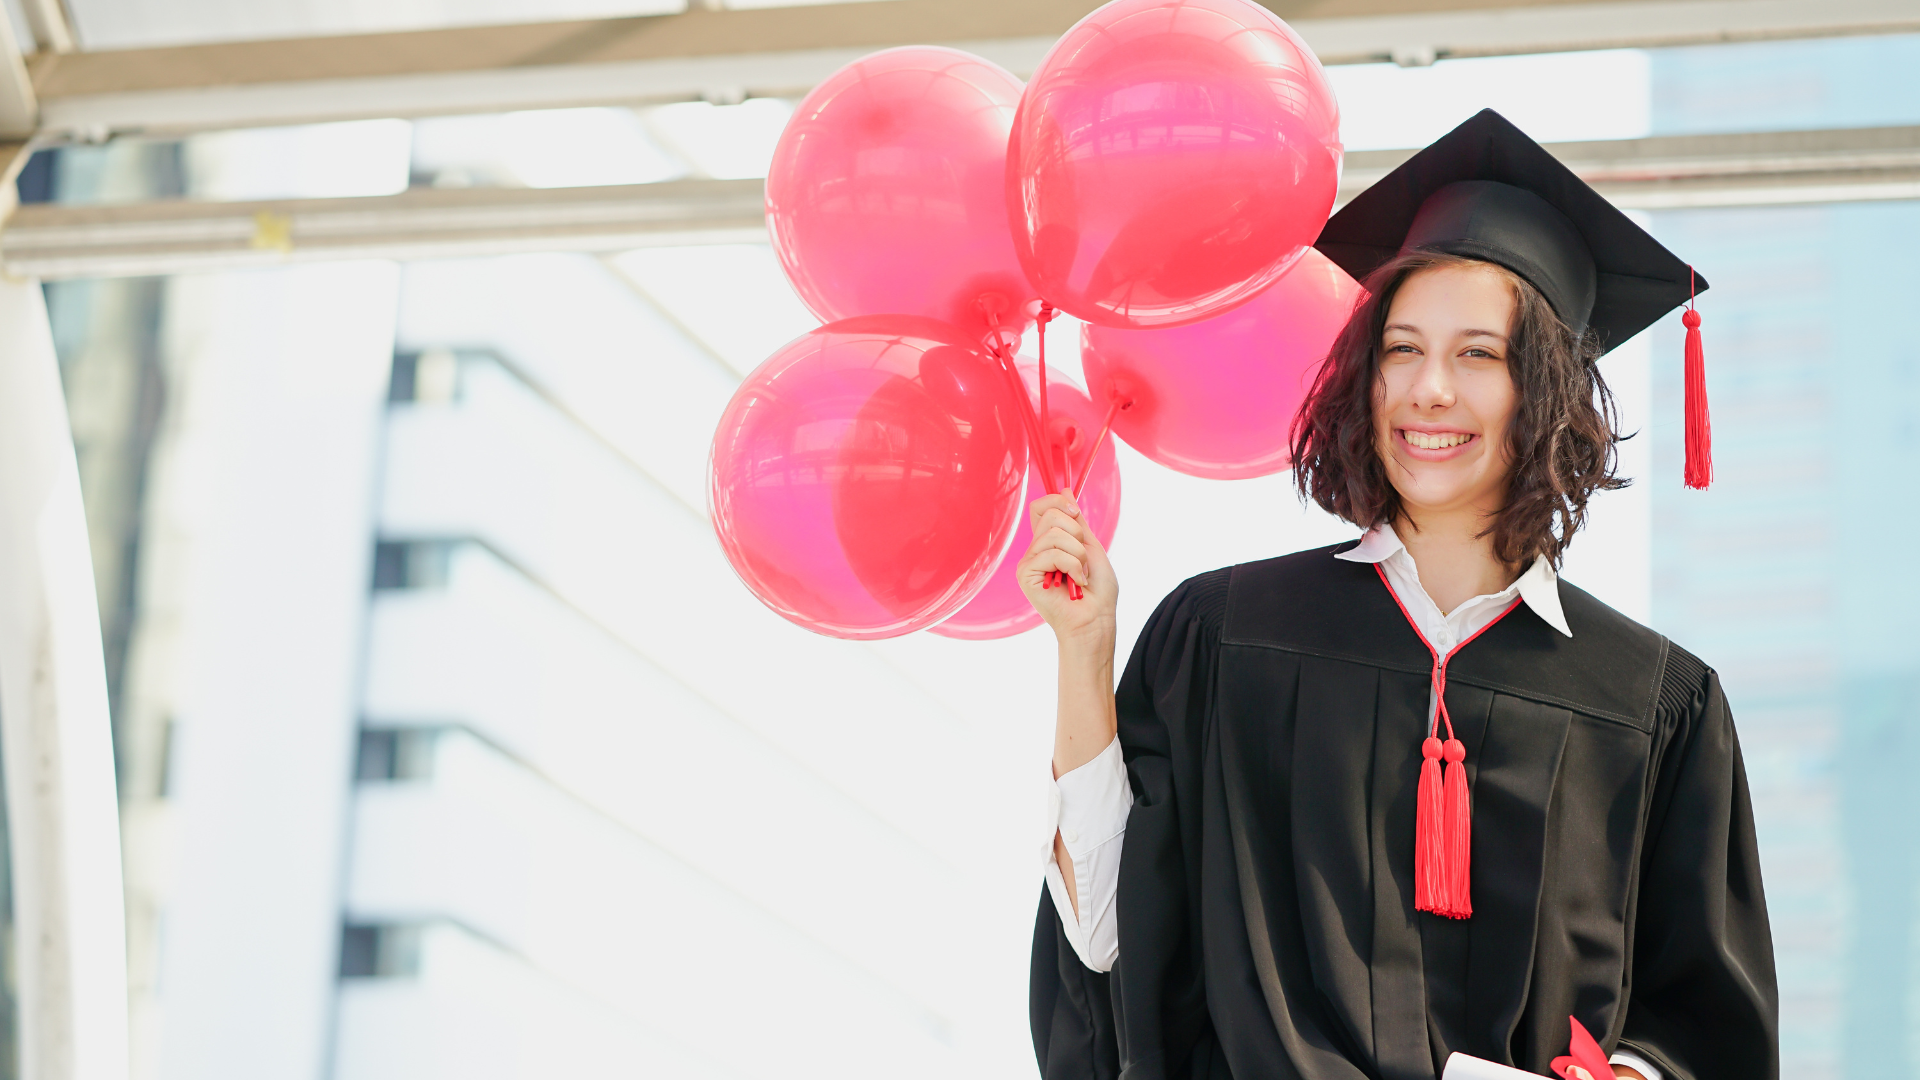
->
xmin=1334 ymin=523 xmax=1572 ymax=638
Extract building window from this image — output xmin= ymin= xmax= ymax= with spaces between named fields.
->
xmin=369 ymin=540 xmax=456 ymax=591
xmin=338 ymin=923 xmax=422 ymax=979
xmin=354 ymin=728 xmax=437 ymax=782
xmin=389 ymin=346 xmax=500 ymax=405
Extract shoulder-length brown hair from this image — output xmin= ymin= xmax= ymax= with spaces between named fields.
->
xmin=1289 ymin=250 xmax=1624 ymax=569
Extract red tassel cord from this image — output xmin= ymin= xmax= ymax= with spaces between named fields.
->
xmin=1682 ymin=267 xmax=1711 ymax=490
xmin=1415 ymin=736 xmax=1446 ymax=915
xmin=1374 ymin=565 xmax=1523 ymax=919
xmin=1441 ymin=732 xmax=1471 ymax=914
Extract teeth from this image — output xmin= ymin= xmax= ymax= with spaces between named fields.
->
xmin=1405 ymin=430 xmax=1472 ymax=450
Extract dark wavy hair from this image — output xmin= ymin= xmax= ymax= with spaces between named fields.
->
xmin=1289 ymin=250 xmax=1625 ymax=569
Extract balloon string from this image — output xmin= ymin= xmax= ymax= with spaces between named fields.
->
xmin=1037 ymin=302 xmax=1056 ymax=492
xmin=984 ymin=308 xmax=1058 ymax=495
xmin=1072 ymin=396 xmax=1126 ymax=501
xmin=983 ymin=302 xmax=1081 ymax=600
xmin=1031 ymin=303 xmax=1080 ymax=598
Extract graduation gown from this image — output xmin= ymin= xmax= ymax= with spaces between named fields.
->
xmin=1030 ymin=544 xmax=1778 ymax=1080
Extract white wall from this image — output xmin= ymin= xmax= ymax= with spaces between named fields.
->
xmin=334 ymin=920 xmax=734 ymax=1080
xmin=359 ymin=546 xmax=967 ymax=1021
xmin=363 ymin=341 xmax=1004 ymax=1074
xmin=137 ymin=263 xmax=397 ymax=1080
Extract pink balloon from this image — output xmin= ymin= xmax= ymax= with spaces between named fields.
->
xmin=1081 ymin=247 xmax=1362 ymax=479
xmin=767 ymin=47 xmax=1038 ymax=345
xmin=932 ymin=359 xmax=1122 ymax=640
xmin=1006 ymin=0 xmax=1342 ymax=330
xmin=710 ymin=316 xmax=1029 ymax=639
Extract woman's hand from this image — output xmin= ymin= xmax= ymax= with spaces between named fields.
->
xmin=1017 ymin=493 xmax=1118 ymax=657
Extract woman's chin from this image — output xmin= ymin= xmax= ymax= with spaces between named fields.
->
xmin=1391 ymin=471 xmax=1499 ymax=518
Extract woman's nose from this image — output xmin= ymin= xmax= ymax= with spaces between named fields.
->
xmin=1409 ymin=355 xmax=1456 ymax=409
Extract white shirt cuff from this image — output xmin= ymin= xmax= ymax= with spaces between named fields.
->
xmin=1041 ymin=737 xmax=1131 ymax=972
xmin=1054 ymin=737 xmax=1131 ymax=852
xmin=1609 ymin=1050 xmax=1661 ymax=1080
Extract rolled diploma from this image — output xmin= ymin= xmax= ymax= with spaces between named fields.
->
xmin=1443 ymin=1052 xmax=1550 ymax=1080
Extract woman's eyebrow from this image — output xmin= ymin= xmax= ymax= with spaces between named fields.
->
xmin=1384 ymin=324 xmax=1510 ymax=344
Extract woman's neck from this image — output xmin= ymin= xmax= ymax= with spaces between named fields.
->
xmin=1393 ymin=508 xmax=1517 ymax=614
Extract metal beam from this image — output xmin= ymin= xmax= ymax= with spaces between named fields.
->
xmin=0 ymin=0 xmax=40 ymax=138
xmin=20 ymin=0 xmax=78 ymax=55
xmin=25 ymin=0 xmax=1920 ymax=138
xmin=7 ymin=124 xmax=1917 ymax=280
xmin=1298 ymin=0 xmax=1920 ymax=65
xmin=1339 ymin=123 xmax=1920 ymax=209
xmin=0 ymin=141 xmax=35 ymax=223
xmin=1 ymin=177 xmax=768 ymax=279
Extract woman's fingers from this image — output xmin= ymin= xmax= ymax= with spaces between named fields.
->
xmin=1023 ymin=547 xmax=1087 ymax=587
xmin=1033 ymin=507 xmax=1089 ymax=543
xmin=1021 ymin=492 xmax=1114 ymax=609
xmin=1027 ymin=524 xmax=1088 ymax=563
xmin=1029 ymin=493 xmax=1083 ymax=531
xmin=1031 ymin=506 xmax=1097 ymax=569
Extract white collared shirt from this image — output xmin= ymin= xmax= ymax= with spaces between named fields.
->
xmin=1040 ymin=529 xmax=1660 ymax=1080
xmin=1335 ymin=521 xmax=1571 ymax=662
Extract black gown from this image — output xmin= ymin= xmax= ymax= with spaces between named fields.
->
xmin=1030 ymin=544 xmax=1778 ymax=1080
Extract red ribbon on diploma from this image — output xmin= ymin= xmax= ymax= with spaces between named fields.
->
xmin=1550 ymin=1016 xmax=1616 ymax=1080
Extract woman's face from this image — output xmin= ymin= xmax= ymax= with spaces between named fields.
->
xmin=1372 ymin=262 xmax=1519 ymax=521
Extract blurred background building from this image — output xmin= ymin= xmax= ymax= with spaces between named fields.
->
xmin=0 ymin=2 xmax=1917 ymax=1079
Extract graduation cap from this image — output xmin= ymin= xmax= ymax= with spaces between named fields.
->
xmin=1316 ymin=109 xmax=1713 ymax=489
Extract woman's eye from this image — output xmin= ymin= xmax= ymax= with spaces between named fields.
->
xmin=1386 ymin=343 xmax=1418 ymax=355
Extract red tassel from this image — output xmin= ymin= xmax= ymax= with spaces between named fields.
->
xmin=1376 ymin=566 xmax=1518 ymax=922
xmin=1440 ymin=738 xmax=1472 ymax=918
xmin=1682 ymin=270 xmax=1711 ymax=490
xmin=1415 ymin=737 xmax=1445 ymax=915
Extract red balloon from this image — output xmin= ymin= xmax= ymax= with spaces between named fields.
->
xmin=767 ymin=47 xmax=1038 ymax=345
xmin=1006 ymin=0 xmax=1342 ymax=330
xmin=709 ymin=316 xmax=1029 ymax=639
xmin=1081 ymin=247 xmax=1362 ymax=479
xmin=932 ymin=359 xmax=1122 ymax=640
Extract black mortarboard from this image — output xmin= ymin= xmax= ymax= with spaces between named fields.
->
xmin=1315 ymin=108 xmax=1715 ymax=487
xmin=1315 ymin=108 xmax=1703 ymax=356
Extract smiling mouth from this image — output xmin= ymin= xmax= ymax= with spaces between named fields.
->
xmin=1401 ymin=430 xmax=1475 ymax=450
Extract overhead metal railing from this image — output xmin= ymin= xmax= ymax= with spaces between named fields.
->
xmin=19 ymin=0 xmax=1920 ymax=139
xmin=1341 ymin=123 xmax=1920 ymax=210
xmin=2 ymin=178 xmax=770 ymax=279
xmin=7 ymin=124 xmax=1917 ymax=280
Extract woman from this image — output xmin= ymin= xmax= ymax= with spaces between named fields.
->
xmin=1018 ymin=111 xmax=1777 ymax=1080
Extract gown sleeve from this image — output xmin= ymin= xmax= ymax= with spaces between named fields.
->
xmin=1617 ymin=646 xmax=1780 ymax=1080
xmin=1031 ymin=570 xmax=1230 ymax=1080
